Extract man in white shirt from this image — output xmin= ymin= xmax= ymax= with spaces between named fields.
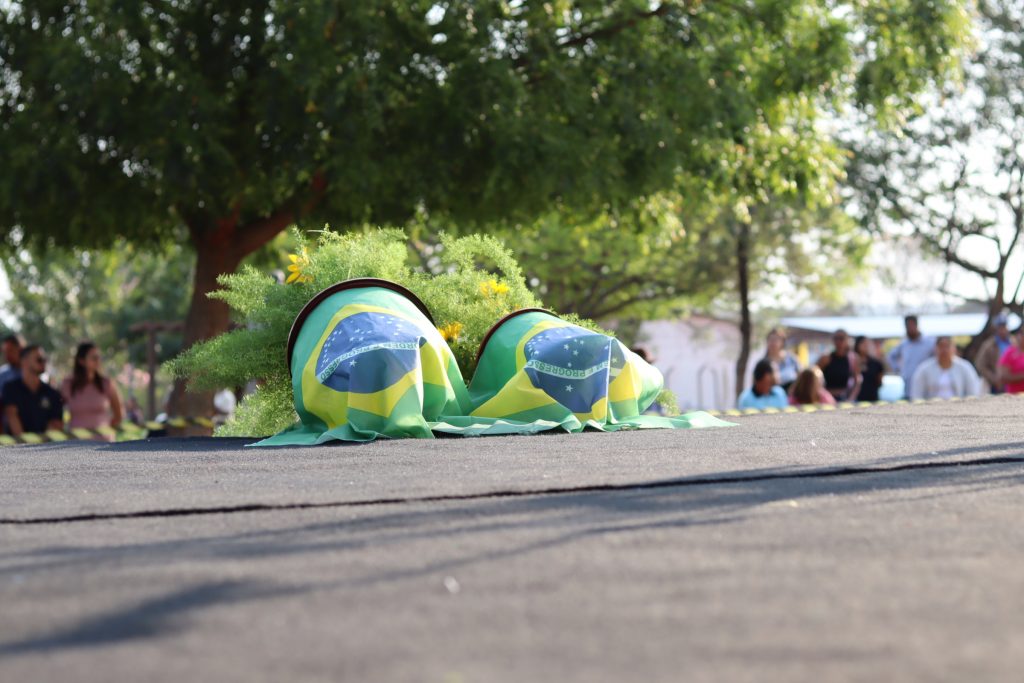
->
xmin=909 ymin=336 xmax=981 ymax=400
xmin=887 ymin=315 xmax=934 ymax=399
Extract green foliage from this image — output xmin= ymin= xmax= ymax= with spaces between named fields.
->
xmin=703 ymin=201 xmax=871 ymax=312
xmin=216 ymin=379 xmax=296 ymax=438
xmin=406 ymin=233 xmax=543 ymax=373
xmin=0 ymin=0 xmax=972 ymax=418
xmin=500 ymin=195 xmax=726 ymax=321
xmin=655 ymin=389 xmax=679 ymax=417
xmin=845 ymin=0 xmax=1024 ymax=341
xmin=0 ymin=239 xmax=192 ymax=372
xmin=413 ymin=98 xmax=870 ymax=326
xmin=168 ymin=228 xmax=551 ymax=435
xmin=0 ymin=227 xmax=302 ymax=411
xmin=0 ymin=1 xmax=971 ymax=250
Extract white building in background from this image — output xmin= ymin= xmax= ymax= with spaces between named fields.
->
xmin=638 ymin=316 xmax=758 ymax=412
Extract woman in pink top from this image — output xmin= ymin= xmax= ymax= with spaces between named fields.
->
xmin=998 ymin=330 xmax=1024 ymax=395
xmin=61 ymin=342 xmax=123 ymax=441
xmin=788 ymin=366 xmax=838 ymax=406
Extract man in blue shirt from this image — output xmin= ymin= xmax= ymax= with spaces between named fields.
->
xmin=738 ymin=360 xmax=789 ymax=410
xmin=0 ymin=334 xmax=23 ymax=390
xmin=0 ymin=334 xmax=24 ymax=433
xmin=887 ymin=315 xmax=934 ymax=399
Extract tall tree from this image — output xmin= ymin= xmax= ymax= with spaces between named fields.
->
xmin=723 ymin=200 xmax=868 ymax=397
xmin=626 ymin=108 xmax=872 ymax=398
xmin=847 ymin=0 xmax=1024 ymax=358
xmin=448 ymin=194 xmax=731 ymax=322
xmin=0 ymin=1 xmax=970 ymax=417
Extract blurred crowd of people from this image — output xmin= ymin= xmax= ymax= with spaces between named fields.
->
xmin=0 ymin=335 xmax=137 ymax=441
xmin=738 ymin=314 xmax=1024 ymax=410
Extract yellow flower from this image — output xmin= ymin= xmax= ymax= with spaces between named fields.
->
xmin=479 ymin=278 xmax=510 ymax=297
xmin=286 ymin=247 xmax=313 ymax=284
xmin=438 ymin=321 xmax=463 ymax=343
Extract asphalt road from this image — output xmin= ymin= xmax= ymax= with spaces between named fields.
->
xmin=2 ymin=396 xmax=1024 ymax=682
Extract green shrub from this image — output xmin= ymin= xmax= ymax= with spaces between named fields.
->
xmin=655 ymin=389 xmax=680 ymax=417
xmin=168 ymin=228 xmax=561 ymax=436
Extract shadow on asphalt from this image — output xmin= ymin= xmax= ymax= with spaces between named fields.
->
xmin=862 ymin=439 xmax=1024 ymax=468
xmin=3 ymin=456 xmax=1024 ymax=655
xmin=0 ymin=580 xmax=303 ymax=655
xmin=93 ymin=426 xmax=624 ymax=452
xmin=102 ymin=437 xmax=268 ymax=452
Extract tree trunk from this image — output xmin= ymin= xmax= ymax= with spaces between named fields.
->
xmin=166 ymin=225 xmax=244 ymax=433
xmin=164 ymin=176 xmax=327 ymax=433
xmin=963 ymin=278 xmax=1005 ymax=363
xmin=734 ymin=221 xmax=752 ymax=403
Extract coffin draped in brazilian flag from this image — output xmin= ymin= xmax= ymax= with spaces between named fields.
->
xmin=254 ymin=280 xmax=731 ymax=446
xmin=255 ymin=279 xmax=470 ymax=446
xmin=431 ymin=309 xmax=731 ymax=436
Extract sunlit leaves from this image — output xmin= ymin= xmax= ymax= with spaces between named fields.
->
xmin=0 ymin=0 xmax=970 ymax=250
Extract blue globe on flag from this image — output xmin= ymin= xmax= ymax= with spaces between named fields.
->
xmin=315 ymin=312 xmax=424 ymax=394
xmin=522 ymin=326 xmax=626 ymax=413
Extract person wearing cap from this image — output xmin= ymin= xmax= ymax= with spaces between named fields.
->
xmin=976 ymin=313 xmax=1014 ymax=393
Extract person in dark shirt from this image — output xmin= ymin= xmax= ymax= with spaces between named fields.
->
xmin=3 ymin=345 xmax=64 ymax=436
xmin=817 ymin=328 xmax=862 ymax=402
xmin=854 ymin=335 xmax=885 ymax=402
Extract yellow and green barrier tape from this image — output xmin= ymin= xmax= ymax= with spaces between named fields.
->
xmin=0 ymin=394 xmax=1016 ymax=446
xmin=0 ymin=416 xmax=218 ymax=447
xmin=703 ymin=394 xmax=1002 ymax=418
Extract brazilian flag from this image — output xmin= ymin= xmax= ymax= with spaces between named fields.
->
xmin=255 ymin=279 xmax=469 ymax=445
xmin=430 ymin=309 xmax=732 ymax=436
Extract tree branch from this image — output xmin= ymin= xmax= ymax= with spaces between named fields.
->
xmin=232 ymin=171 xmax=327 ymax=258
xmin=586 ymin=287 xmax=671 ymax=320
xmin=556 ymin=3 xmax=675 ymax=51
xmin=916 ymin=229 xmax=998 ymax=278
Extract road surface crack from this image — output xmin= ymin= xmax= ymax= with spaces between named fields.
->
xmin=3 ymin=454 xmax=1023 ymax=525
